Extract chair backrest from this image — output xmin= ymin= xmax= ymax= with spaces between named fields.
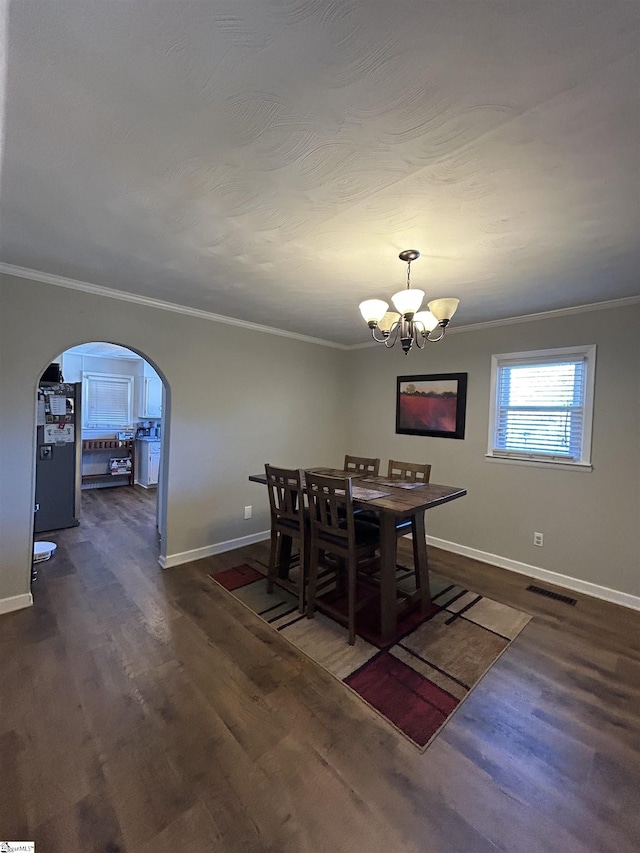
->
xmin=344 ymin=455 xmax=380 ymax=476
xmin=387 ymin=459 xmax=432 ymax=483
xmin=265 ymin=464 xmax=305 ymax=529
xmin=305 ymin=472 xmax=354 ymax=549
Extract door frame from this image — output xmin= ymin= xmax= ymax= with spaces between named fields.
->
xmin=31 ymin=340 xmax=170 ymax=566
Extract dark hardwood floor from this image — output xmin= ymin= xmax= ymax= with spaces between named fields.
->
xmin=2 ymin=485 xmax=639 ymax=851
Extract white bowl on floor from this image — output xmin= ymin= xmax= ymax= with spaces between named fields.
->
xmin=33 ymin=541 xmax=57 ymax=563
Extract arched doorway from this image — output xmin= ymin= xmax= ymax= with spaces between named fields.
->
xmin=31 ymin=340 xmax=170 ymax=579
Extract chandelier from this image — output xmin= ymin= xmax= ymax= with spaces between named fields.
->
xmin=359 ymin=250 xmax=459 ymax=354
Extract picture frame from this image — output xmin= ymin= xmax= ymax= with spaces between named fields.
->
xmin=396 ymin=373 xmax=467 ymax=439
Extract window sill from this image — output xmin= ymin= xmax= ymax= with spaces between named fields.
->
xmin=485 ymin=454 xmax=593 ymax=472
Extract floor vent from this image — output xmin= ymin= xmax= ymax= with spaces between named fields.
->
xmin=526 ymin=584 xmax=577 ymax=606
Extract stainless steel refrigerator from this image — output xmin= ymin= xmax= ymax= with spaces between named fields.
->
xmin=34 ymin=381 xmax=82 ymax=532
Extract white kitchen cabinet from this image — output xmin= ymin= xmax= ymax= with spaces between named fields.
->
xmin=142 ymin=376 xmax=163 ymax=418
xmin=136 ymin=440 xmax=161 ymax=488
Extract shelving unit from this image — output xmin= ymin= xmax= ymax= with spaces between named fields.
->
xmin=81 ymin=439 xmax=136 ymax=487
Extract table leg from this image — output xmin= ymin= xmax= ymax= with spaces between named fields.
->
xmin=412 ymin=511 xmax=431 ymax=612
xmin=379 ymin=513 xmax=397 ymax=644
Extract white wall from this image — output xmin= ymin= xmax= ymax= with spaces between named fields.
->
xmin=0 ymin=273 xmax=348 ymax=602
xmin=345 ymin=304 xmax=640 ymax=599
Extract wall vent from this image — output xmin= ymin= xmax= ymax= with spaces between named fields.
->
xmin=526 ymin=584 xmax=577 ymax=606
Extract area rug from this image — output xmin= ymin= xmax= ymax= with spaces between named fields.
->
xmin=208 ymin=564 xmax=531 ymax=750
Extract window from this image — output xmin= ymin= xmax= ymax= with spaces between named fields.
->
xmin=83 ymin=373 xmax=133 ymax=428
xmin=487 ymin=345 xmax=596 ymax=468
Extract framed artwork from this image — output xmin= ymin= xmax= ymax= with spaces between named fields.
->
xmin=396 ymin=373 xmax=467 ymax=439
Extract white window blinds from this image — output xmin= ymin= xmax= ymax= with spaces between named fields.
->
xmin=489 ymin=346 xmax=595 ymax=466
xmin=83 ymin=374 xmax=133 ymax=427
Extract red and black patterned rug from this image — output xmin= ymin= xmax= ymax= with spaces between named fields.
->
xmin=208 ymin=563 xmax=531 ymax=750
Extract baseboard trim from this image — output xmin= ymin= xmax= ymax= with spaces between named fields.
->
xmin=0 ymin=592 xmax=34 ymax=616
xmin=426 ymin=535 xmax=640 ymax=612
xmin=159 ymin=530 xmax=640 ymax=611
xmin=159 ymin=530 xmax=270 ymax=569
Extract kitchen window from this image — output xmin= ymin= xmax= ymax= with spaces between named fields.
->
xmin=487 ymin=345 xmax=596 ymax=469
xmin=83 ymin=373 xmax=134 ymax=428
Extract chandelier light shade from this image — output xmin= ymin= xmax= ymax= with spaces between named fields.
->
xmin=359 ymin=299 xmax=389 ymax=325
xmin=412 ymin=310 xmax=439 ymax=331
xmin=428 ymin=297 xmax=460 ymax=322
xmin=359 ymin=250 xmax=460 ymax=354
xmin=377 ymin=311 xmax=400 ymax=332
xmin=391 ymin=287 xmax=425 ymax=316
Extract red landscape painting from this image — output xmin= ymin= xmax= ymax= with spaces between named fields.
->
xmin=396 ymin=374 xmax=467 ymax=438
xmin=398 ymin=391 xmax=457 ymax=432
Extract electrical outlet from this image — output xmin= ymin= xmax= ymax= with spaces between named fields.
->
xmin=533 ymin=532 xmax=544 ymax=547
xmin=244 ymin=505 xmax=252 ymax=520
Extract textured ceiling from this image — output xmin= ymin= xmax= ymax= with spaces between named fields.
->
xmin=1 ymin=0 xmax=638 ymax=344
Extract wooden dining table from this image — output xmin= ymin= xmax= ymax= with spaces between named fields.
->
xmin=249 ymin=467 xmax=467 ymax=643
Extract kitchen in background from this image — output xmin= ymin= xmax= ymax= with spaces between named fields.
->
xmin=33 ymin=342 xmax=165 ymax=582
xmin=58 ymin=342 xmax=163 ymax=492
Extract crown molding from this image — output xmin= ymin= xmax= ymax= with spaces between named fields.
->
xmin=3 ymin=261 xmax=638 ymax=351
xmin=0 ymin=262 xmax=348 ymax=350
xmin=447 ymin=294 xmax=640 ymax=333
xmin=348 ymin=293 xmax=640 ymax=349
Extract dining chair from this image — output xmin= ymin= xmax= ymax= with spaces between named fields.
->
xmin=305 ymin=472 xmax=380 ymax=645
xmin=265 ymin=464 xmax=308 ymax=613
xmin=344 ymin=455 xmax=380 ymax=476
xmin=387 ymin=459 xmax=432 ymax=483
xmin=387 ymin=460 xmax=432 ymax=600
xmin=358 ymin=459 xmax=432 ymax=593
xmin=343 ymin=457 xmax=380 ymax=519
xmin=387 ymin=458 xmax=431 ymax=530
